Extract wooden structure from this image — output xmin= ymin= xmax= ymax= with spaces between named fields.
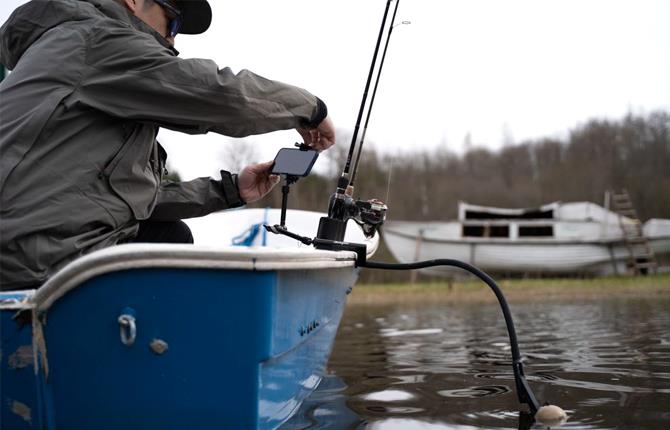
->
xmin=608 ymin=189 xmax=658 ymax=275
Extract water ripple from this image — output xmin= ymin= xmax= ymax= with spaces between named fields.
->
xmin=287 ymin=296 xmax=670 ymax=429
xmin=438 ymin=385 xmax=510 ymax=398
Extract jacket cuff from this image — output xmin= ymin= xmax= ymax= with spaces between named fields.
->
xmin=301 ymin=97 xmax=327 ymax=129
xmin=219 ymin=170 xmax=246 ymax=208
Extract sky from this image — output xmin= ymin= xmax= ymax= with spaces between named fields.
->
xmin=1 ymin=0 xmax=669 ymax=180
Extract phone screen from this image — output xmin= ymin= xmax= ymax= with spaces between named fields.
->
xmin=271 ymin=148 xmax=319 ymax=177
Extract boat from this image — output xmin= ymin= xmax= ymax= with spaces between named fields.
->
xmin=383 ymin=201 xmax=670 ymax=276
xmin=0 ymin=208 xmax=378 ymax=430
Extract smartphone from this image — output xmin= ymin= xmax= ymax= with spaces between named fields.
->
xmin=271 ymin=148 xmax=319 ymax=177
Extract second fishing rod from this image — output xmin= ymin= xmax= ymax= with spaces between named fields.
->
xmin=315 ymin=0 xmax=400 ymax=243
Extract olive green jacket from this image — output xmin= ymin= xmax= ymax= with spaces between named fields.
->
xmin=0 ymin=0 xmax=322 ymax=289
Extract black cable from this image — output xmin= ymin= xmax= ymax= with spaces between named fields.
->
xmin=360 ymin=259 xmax=540 ymax=413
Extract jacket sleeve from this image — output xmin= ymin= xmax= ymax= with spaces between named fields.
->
xmin=73 ymin=23 xmax=321 ymax=137
xmin=149 ymin=172 xmax=245 ymax=221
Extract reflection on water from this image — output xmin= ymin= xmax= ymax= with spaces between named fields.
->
xmin=284 ymin=296 xmax=670 ymax=429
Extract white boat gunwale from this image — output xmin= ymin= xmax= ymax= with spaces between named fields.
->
xmin=28 ymin=243 xmax=371 ymax=312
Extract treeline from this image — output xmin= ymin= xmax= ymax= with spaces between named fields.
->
xmin=253 ymin=110 xmax=670 ymax=222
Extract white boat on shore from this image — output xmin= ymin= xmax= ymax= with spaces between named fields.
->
xmin=383 ymin=201 xmax=670 ymax=276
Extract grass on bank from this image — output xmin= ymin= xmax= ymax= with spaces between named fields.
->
xmin=349 ymin=272 xmax=670 ymax=304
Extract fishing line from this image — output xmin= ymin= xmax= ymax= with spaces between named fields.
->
xmin=384 ymin=156 xmax=394 ymax=206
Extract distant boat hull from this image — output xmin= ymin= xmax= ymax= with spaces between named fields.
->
xmin=384 ymin=220 xmax=670 ymax=276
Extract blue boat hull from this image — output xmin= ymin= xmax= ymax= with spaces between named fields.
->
xmin=1 ymin=295 xmax=39 ymax=429
xmin=2 ymin=253 xmax=359 ymax=429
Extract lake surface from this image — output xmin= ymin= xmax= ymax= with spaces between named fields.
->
xmin=284 ymin=295 xmax=670 ymax=429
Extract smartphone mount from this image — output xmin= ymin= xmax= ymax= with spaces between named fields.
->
xmin=278 ymin=175 xmax=297 ymax=228
xmin=264 ymin=139 xmax=386 ymax=260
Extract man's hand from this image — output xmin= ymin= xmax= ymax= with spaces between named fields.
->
xmin=297 ymin=115 xmax=335 ymax=152
xmin=237 ymin=160 xmax=281 ymax=203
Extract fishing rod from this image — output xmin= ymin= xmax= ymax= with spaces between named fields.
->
xmin=313 ymin=0 xmax=397 ymax=244
xmin=349 ymin=0 xmax=402 ymax=188
xmin=338 ymin=0 xmax=393 ymax=194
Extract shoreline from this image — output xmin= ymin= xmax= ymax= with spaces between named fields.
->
xmin=348 ymin=273 xmax=670 ymax=305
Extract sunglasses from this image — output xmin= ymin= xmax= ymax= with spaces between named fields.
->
xmin=153 ymin=0 xmax=183 ymax=38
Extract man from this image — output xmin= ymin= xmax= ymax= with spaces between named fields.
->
xmin=0 ymin=0 xmax=336 ymax=290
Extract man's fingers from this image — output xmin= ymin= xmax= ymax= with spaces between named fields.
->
xmin=257 ymin=160 xmax=275 ymax=170
xmin=248 ymin=159 xmax=275 ymax=175
xmin=297 ymin=128 xmax=312 ymax=145
xmin=296 ymin=115 xmax=335 ymax=151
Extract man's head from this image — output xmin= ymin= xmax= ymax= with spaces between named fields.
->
xmin=119 ymin=0 xmax=211 ymax=44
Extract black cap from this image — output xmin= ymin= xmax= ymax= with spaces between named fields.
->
xmin=175 ymin=0 xmax=212 ymax=35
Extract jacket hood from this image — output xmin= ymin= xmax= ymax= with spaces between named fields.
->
xmin=0 ymin=0 xmax=172 ymax=70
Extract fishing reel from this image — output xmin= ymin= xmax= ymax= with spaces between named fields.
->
xmin=316 ymin=190 xmax=387 ymax=242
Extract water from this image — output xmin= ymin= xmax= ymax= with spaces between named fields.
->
xmin=284 ymin=296 xmax=670 ymax=429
